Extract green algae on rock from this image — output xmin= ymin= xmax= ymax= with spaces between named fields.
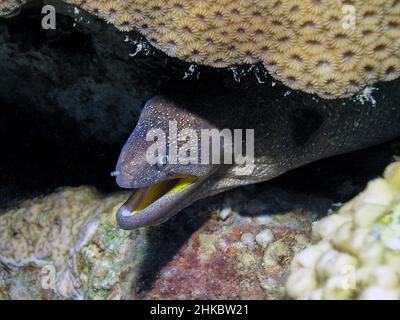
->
xmin=286 ymin=161 xmax=400 ymax=300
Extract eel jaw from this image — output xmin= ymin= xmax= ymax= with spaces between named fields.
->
xmin=116 ymin=176 xmax=202 ymax=230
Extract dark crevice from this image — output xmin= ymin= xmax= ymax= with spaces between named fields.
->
xmin=291 ymin=108 xmax=323 ymax=145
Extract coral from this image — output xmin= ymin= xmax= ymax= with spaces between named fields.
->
xmin=286 ymin=161 xmax=400 ymax=300
xmin=2 ymin=163 xmax=399 ymax=299
xmin=0 ymin=187 xmax=105 ymax=270
xmin=0 ymin=186 xmax=148 ymax=299
xmin=2 ymin=0 xmax=400 ymax=98
xmin=0 ymin=184 xmax=315 ymax=299
xmin=0 ymin=0 xmax=24 ymax=16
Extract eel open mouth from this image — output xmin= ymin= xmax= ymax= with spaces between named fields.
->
xmin=123 ymin=177 xmax=196 ymax=215
xmin=116 ymin=176 xmax=198 ymax=229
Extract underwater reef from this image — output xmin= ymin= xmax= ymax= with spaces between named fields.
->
xmin=1 ymin=162 xmax=400 ymax=300
xmin=0 ymin=185 xmax=312 ymax=299
xmin=0 ymin=1 xmax=400 ymax=300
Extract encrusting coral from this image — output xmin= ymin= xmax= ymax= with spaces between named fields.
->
xmin=0 ymin=0 xmax=22 ymax=16
xmin=2 ymin=0 xmax=400 ymax=99
xmin=286 ymin=161 xmax=400 ymax=300
xmin=0 ymin=186 xmax=144 ymax=299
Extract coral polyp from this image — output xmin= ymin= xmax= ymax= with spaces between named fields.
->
xmin=1 ymin=1 xmax=400 ymax=98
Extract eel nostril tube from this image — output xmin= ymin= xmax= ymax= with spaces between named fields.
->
xmin=110 ymin=171 xmax=120 ymax=177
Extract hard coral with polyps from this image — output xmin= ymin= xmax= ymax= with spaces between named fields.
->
xmin=287 ymin=161 xmax=400 ymax=300
xmin=3 ymin=0 xmax=400 ymax=99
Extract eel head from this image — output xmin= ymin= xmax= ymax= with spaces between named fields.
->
xmin=113 ymin=96 xmax=223 ymax=230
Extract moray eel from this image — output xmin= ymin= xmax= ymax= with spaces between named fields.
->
xmin=113 ymin=80 xmax=400 ymax=230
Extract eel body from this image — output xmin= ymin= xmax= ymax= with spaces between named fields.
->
xmin=114 ymin=77 xmax=400 ymax=229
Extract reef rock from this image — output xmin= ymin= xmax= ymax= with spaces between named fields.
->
xmin=0 ymin=1 xmax=186 ymax=146
xmin=0 ymin=184 xmax=320 ymax=300
xmin=0 ymin=186 xmax=143 ymax=300
xmin=145 ymin=206 xmax=312 ymax=300
xmin=1 ymin=160 xmax=400 ymax=300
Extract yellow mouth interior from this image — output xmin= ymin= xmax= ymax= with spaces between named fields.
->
xmin=129 ymin=177 xmax=196 ymax=215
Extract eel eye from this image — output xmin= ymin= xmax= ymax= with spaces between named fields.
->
xmin=156 ymin=154 xmax=169 ymax=170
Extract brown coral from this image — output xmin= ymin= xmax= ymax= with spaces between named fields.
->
xmin=2 ymin=0 xmax=400 ymax=99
